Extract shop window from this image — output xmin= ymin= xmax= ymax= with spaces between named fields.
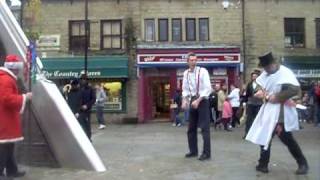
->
xmin=316 ymin=18 xmax=320 ymax=48
xmin=92 ymin=80 xmax=126 ymax=112
xmin=145 ymin=19 xmax=155 ymax=42
xmin=158 ymin=19 xmax=168 ymax=41
xmin=199 ymin=18 xmax=209 ymax=41
xmin=172 ymin=18 xmax=182 ymax=42
xmin=101 ymin=20 xmax=122 ymax=49
xmin=186 ymin=18 xmax=196 ymax=41
xmin=284 ymin=18 xmax=305 ymax=48
xmin=69 ymin=20 xmax=90 ymax=52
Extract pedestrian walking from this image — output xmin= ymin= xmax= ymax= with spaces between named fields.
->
xmin=243 ymin=70 xmax=263 ymax=137
xmin=245 ymin=52 xmax=309 ymax=175
xmin=228 ymin=84 xmax=240 ymax=128
xmin=79 ymin=74 xmax=96 ymax=141
xmin=0 ymin=55 xmax=32 ymax=178
xmin=95 ymin=84 xmax=107 ymax=130
xmin=171 ymin=89 xmax=182 ymax=127
xmin=181 ymin=52 xmax=212 ymax=161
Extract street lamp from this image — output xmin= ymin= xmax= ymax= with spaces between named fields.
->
xmin=84 ymin=0 xmax=88 ymax=77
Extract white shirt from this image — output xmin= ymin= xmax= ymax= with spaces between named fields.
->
xmin=228 ymin=88 xmax=240 ymax=107
xmin=182 ymin=66 xmax=212 ymax=98
xmin=246 ymin=65 xmax=300 ymax=150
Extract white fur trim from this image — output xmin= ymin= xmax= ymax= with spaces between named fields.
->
xmin=0 ymin=67 xmax=17 ymax=79
xmin=0 ymin=137 xmax=24 ymax=143
xmin=20 ymin=94 xmax=27 ymax=114
xmin=4 ymin=62 xmax=23 ymax=69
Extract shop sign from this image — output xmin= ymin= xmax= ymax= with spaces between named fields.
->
xmin=43 ymin=70 xmax=101 ymax=79
xmin=212 ymin=68 xmax=227 ymax=76
xmin=138 ymin=54 xmax=240 ymax=64
xmin=37 ymin=35 xmax=60 ymax=51
xmin=292 ymin=69 xmax=320 ymax=78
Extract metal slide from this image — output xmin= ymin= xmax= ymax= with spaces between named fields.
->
xmin=0 ymin=1 xmax=106 ymax=172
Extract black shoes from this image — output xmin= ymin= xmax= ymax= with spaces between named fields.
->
xmin=185 ymin=152 xmax=198 ymax=158
xmin=295 ymin=164 xmax=309 ymax=175
xmin=255 ymin=164 xmax=269 ymax=173
xmin=7 ymin=171 xmax=26 ymax=178
xmin=198 ymin=154 xmax=211 ymax=161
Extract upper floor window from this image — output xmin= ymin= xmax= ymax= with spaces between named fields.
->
xmin=172 ymin=18 xmax=182 ymax=42
xmin=158 ymin=19 xmax=168 ymax=41
xmin=69 ymin=20 xmax=89 ymax=52
xmin=101 ymin=20 xmax=122 ymax=49
xmin=145 ymin=19 xmax=155 ymax=42
xmin=186 ymin=18 xmax=196 ymax=41
xmin=199 ymin=18 xmax=209 ymax=41
xmin=316 ymin=18 xmax=320 ymax=48
xmin=284 ymin=18 xmax=305 ymax=48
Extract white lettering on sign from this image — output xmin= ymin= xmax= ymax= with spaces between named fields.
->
xmin=293 ymin=69 xmax=320 ymax=78
xmin=42 ymin=70 xmax=101 ymax=78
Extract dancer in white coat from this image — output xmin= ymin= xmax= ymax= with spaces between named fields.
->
xmin=245 ymin=52 xmax=308 ymax=175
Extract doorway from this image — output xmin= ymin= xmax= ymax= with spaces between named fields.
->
xmin=150 ymin=78 xmax=171 ymax=119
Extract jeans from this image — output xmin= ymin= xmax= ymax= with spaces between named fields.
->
xmin=96 ymin=106 xmax=105 ymax=125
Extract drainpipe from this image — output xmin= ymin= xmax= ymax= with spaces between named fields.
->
xmin=241 ymin=0 xmax=246 ymax=82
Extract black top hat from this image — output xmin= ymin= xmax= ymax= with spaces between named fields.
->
xmin=258 ymin=52 xmax=276 ymax=67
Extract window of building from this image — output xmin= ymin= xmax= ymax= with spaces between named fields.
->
xmin=92 ymin=80 xmax=126 ymax=112
xmin=172 ymin=18 xmax=182 ymax=41
xmin=186 ymin=18 xmax=196 ymax=41
xmin=101 ymin=20 xmax=122 ymax=49
xmin=284 ymin=18 xmax=305 ymax=48
xmin=158 ymin=19 xmax=168 ymax=41
xmin=199 ymin=18 xmax=209 ymax=41
xmin=316 ymin=18 xmax=320 ymax=48
xmin=69 ymin=20 xmax=89 ymax=52
xmin=145 ymin=19 xmax=155 ymax=42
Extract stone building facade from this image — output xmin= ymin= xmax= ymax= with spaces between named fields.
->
xmin=23 ymin=0 xmax=320 ymax=122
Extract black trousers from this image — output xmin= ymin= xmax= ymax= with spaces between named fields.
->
xmin=231 ymin=107 xmax=239 ymax=127
xmin=79 ymin=111 xmax=92 ymax=140
xmin=259 ymin=123 xmax=308 ymax=167
xmin=187 ymin=99 xmax=211 ymax=156
xmin=0 ymin=143 xmax=18 ymax=176
xmin=245 ymin=104 xmax=261 ymax=135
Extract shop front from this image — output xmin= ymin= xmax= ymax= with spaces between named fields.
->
xmin=283 ymin=56 xmax=320 ymax=91
xmin=137 ymin=46 xmax=241 ymax=122
xmin=41 ymin=56 xmax=128 ymax=112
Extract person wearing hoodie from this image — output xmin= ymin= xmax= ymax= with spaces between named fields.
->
xmin=95 ymin=84 xmax=107 ymax=129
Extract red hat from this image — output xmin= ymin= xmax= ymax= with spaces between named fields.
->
xmin=4 ymin=55 xmax=23 ymax=69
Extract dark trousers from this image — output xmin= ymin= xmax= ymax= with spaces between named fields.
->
xmin=245 ymin=104 xmax=261 ymax=135
xmin=258 ymin=123 xmax=308 ymax=167
xmin=187 ymin=99 xmax=211 ymax=156
xmin=231 ymin=107 xmax=239 ymax=127
xmin=96 ymin=106 xmax=105 ymax=125
xmin=79 ymin=111 xmax=92 ymax=140
xmin=0 ymin=143 xmax=18 ymax=176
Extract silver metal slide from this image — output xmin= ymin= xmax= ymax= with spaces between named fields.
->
xmin=0 ymin=1 xmax=106 ymax=172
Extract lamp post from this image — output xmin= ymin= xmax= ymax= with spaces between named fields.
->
xmin=84 ymin=0 xmax=88 ymax=76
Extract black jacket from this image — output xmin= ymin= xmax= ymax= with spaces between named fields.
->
xmin=80 ymin=83 xmax=96 ymax=112
xmin=67 ymin=87 xmax=82 ymax=114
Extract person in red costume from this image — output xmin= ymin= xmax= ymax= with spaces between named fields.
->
xmin=0 ymin=54 xmax=32 ymax=179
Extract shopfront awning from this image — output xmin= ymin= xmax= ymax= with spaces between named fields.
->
xmin=282 ymin=56 xmax=320 ymax=69
xmin=282 ymin=56 xmax=320 ymax=78
xmin=41 ymin=56 xmax=128 ymax=79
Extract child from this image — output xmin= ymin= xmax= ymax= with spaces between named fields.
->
xmin=215 ymin=98 xmax=233 ymax=131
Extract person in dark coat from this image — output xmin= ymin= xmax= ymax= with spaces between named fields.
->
xmin=79 ymin=74 xmax=96 ymax=141
xmin=67 ymin=79 xmax=82 ymax=120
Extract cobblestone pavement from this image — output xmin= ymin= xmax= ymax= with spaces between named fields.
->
xmin=17 ymin=123 xmax=320 ymax=180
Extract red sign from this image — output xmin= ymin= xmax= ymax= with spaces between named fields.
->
xmin=138 ymin=54 xmax=239 ymax=63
